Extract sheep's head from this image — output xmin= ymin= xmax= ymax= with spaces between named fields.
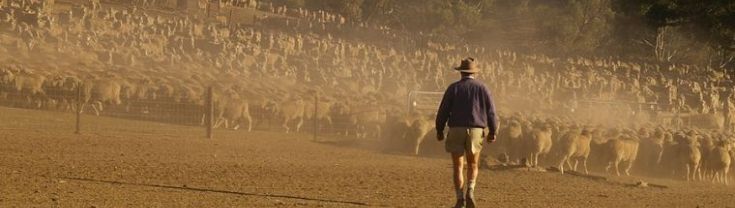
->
xmin=606 ymin=128 xmax=622 ymax=138
xmin=580 ymin=128 xmax=592 ymax=137
xmin=727 ymin=140 xmax=735 ymax=152
xmin=0 ymin=68 xmax=14 ymax=86
xmin=715 ymin=140 xmax=732 ymax=149
xmin=264 ymin=100 xmax=279 ymax=113
xmin=638 ymin=127 xmax=651 ymax=138
xmin=63 ymin=76 xmax=80 ymax=90
xmin=625 ymin=134 xmax=641 ymax=142
xmin=508 ymin=120 xmax=521 ymax=128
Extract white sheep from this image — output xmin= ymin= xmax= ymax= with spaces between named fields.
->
xmin=214 ymin=97 xmax=253 ymax=132
xmin=525 ymin=122 xmax=553 ymax=168
xmin=406 ymin=115 xmax=434 ymax=155
xmin=82 ymin=79 xmax=122 ymax=116
xmin=11 ymin=71 xmax=47 ymax=108
xmin=601 ymin=133 xmax=640 ymax=176
xmin=671 ymin=132 xmax=702 ymax=181
xmin=496 ymin=119 xmax=524 ymax=164
xmin=556 ymin=128 xmax=592 ymax=174
xmin=707 ymin=140 xmax=731 ymax=185
xmin=278 ymin=97 xmax=305 ymax=133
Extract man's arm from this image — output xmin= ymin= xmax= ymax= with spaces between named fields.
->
xmin=435 ymin=86 xmax=453 ymax=134
xmin=483 ymin=86 xmax=498 ymax=136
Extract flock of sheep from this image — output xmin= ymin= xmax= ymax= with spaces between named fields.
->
xmin=2 ymin=0 xmax=735 ymax=185
xmin=487 ymin=115 xmax=735 ymax=184
xmin=0 ymin=63 xmax=392 ymax=138
xmin=377 ymin=112 xmax=735 ymax=184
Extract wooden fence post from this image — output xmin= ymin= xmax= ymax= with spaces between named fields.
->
xmin=313 ymin=93 xmax=319 ymax=141
xmin=75 ymin=82 xmax=82 ymax=134
xmin=206 ymin=86 xmax=214 ymax=139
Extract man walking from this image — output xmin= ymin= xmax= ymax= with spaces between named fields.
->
xmin=436 ymin=57 xmax=498 ymax=208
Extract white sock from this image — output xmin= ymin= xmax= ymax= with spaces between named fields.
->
xmin=467 ymin=180 xmax=476 ymax=193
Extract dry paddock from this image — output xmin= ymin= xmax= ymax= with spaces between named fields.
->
xmin=1 ymin=107 xmax=735 ymax=208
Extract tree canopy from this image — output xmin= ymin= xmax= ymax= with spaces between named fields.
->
xmin=263 ymin=0 xmax=735 ymax=69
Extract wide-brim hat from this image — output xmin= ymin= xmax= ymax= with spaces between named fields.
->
xmin=454 ymin=57 xmax=479 ymax=73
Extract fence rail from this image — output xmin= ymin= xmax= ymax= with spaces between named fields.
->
xmin=407 ymin=91 xmax=443 ymax=115
xmin=0 ymin=82 xmax=218 ymax=138
xmin=0 ymin=82 xmax=394 ymax=141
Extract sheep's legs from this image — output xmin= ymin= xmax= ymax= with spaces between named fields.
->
xmin=527 ymin=153 xmax=535 ymax=167
xmin=624 ymin=160 xmax=634 ymax=176
xmin=325 ymin=117 xmax=333 ymax=130
xmin=91 ymin=104 xmax=101 ymax=116
xmin=413 ymin=139 xmax=421 ymax=155
xmin=724 ymin=170 xmax=729 ymax=185
xmin=282 ymin=118 xmax=291 ymax=133
xmin=244 ymin=115 xmax=253 ymax=132
xmin=213 ymin=117 xmax=225 ymax=128
xmin=295 ymin=117 xmax=303 ymax=133
xmin=414 ymin=133 xmax=426 ymax=155
xmin=558 ymin=156 xmax=568 ymax=174
xmin=375 ymin=125 xmax=382 ymax=139
xmin=606 ymin=161 xmax=621 ymax=176
xmin=93 ymin=101 xmax=104 ymax=116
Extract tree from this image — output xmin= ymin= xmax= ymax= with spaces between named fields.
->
xmin=361 ymin=0 xmax=395 ymax=22
xmin=306 ymin=0 xmax=365 ymax=20
xmin=269 ymin=0 xmax=306 ymax=8
xmin=616 ymin=0 xmax=735 ymax=66
xmin=543 ymin=0 xmax=615 ymax=55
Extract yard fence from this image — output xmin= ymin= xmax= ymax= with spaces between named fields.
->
xmin=0 ymin=80 xmax=403 ymax=141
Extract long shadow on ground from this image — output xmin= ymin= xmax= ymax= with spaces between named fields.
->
xmin=58 ymin=176 xmax=375 ymax=207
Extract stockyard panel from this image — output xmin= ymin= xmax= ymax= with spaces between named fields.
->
xmin=408 ymin=91 xmax=443 ymax=114
xmin=1 ymin=98 xmax=202 ymax=134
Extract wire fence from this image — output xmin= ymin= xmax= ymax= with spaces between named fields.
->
xmin=0 ymin=82 xmax=211 ymax=137
xmin=0 ymin=80 xmax=406 ymax=141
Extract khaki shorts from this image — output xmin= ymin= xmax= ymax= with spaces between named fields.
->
xmin=445 ymin=127 xmax=485 ymax=154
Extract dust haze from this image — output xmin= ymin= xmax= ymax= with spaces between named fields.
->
xmin=0 ymin=0 xmax=734 ymax=207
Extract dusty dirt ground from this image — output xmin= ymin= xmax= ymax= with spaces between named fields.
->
xmin=1 ymin=107 xmax=735 ymax=208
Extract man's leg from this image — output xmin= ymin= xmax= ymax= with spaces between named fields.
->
xmin=451 ymin=152 xmax=466 ymax=203
xmin=465 ymin=149 xmax=481 ymax=195
xmin=465 ymin=128 xmax=484 ymax=208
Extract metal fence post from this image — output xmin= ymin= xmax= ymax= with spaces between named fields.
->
xmin=313 ymin=93 xmax=319 ymax=141
xmin=206 ymin=1 xmax=210 ymax=18
xmin=206 ymin=86 xmax=214 ymax=139
xmin=75 ymin=82 xmax=82 ymax=134
xmin=407 ymin=91 xmax=414 ymax=116
xmin=228 ymin=9 xmax=233 ymax=28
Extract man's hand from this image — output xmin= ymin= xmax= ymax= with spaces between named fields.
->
xmin=437 ymin=132 xmax=445 ymax=141
xmin=487 ymin=134 xmax=496 ymax=143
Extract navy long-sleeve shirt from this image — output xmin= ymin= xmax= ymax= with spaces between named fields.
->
xmin=435 ymin=76 xmax=498 ymax=135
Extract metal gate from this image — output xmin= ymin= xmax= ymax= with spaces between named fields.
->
xmin=407 ymin=91 xmax=444 ymax=114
